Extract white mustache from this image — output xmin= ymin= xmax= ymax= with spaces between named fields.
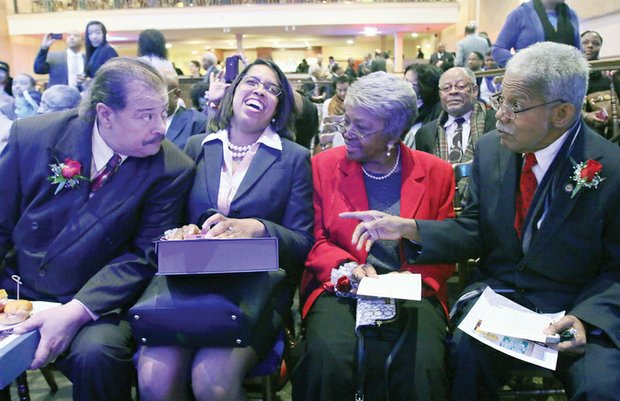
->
xmin=496 ymin=121 xmax=514 ymax=135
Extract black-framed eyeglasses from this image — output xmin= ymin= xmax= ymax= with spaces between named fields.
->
xmin=490 ymin=94 xmax=565 ymax=120
xmin=335 ymin=120 xmax=383 ymax=141
xmin=240 ymin=75 xmax=282 ymax=97
xmin=439 ymin=82 xmax=472 ymax=93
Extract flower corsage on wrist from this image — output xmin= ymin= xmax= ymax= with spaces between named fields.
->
xmin=569 ymin=158 xmax=605 ymax=199
xmin=330 ymin=261 xmax=359 ymax=298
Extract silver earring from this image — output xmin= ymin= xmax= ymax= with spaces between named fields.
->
xmin=386 ymin=145 xmax=393 ymax=157
xmin=271 ymin=118 xmax=276 ymax=123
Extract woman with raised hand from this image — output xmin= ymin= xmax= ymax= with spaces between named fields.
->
xmin=137 ymin=58 xmax=313 ymax=401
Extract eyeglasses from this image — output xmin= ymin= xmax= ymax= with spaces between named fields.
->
xmin=335 ymin=120 xmax=383 ymax=141
xmin=490 ymin=94 xmax=565 ymax=120
xmin=240 ymin=75 xmax=282 ymax=97
xmin=439 ymin=82 xmax=472 ymax=93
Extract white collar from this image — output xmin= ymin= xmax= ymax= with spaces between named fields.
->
xmin=531 ymin=126 xmax=573 ymax=176
xmin=444 ymin=111 xmax=473 ymax=127
xmin=92 ymin=121 xmax=128 ymax=172
xmin=202 ymin=125 xmax=283 ymax=151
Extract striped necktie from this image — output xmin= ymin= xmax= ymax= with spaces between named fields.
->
xmin=90 ymin=153 xmax=121 ymax=194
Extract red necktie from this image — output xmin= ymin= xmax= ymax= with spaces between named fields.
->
xmin=90 ymin=153 xmax=121 ymax=194
xmin=514 ymin=153 xmax=537 ymax=238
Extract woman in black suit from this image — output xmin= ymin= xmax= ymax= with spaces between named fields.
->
xmin=137 ymin=59 xmax=314 ymax=401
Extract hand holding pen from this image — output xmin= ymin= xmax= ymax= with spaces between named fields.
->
xmin=543 ymin=315 xmax=587 ymax=355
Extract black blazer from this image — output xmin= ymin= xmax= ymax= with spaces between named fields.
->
xmin=166 ymin=106 xmax=208 ymax=149
xmin=414 ymin=125 xmax=620 ymax=348
xmin=33 ymin=48 xmax=86 ymax=87
xmin=0 ymin=109 xmax=195 ymax=313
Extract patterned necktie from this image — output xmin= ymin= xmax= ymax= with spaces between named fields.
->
xmin=514 ymin=153 xmax=538 ymax=238
xmin=90 ymin=153 xmax=121 ymax=194
xmin=448 ymin=117 xmax=466 ymax=163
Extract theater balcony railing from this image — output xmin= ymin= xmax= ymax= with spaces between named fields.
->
xmin=16 ymin=0 xmax=455 ymax=15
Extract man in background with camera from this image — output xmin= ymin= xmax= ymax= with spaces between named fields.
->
xmin=34 ymin=31 xmax=85 ymax=90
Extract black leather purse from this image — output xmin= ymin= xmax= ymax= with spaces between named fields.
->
xmin=129 ymin=269 xmax=290 ymax=347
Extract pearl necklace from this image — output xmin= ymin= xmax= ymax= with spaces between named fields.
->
xmin=362 ymin=147 xmax=401 ymax=180
xmin=228 ymin=142 xmax=253 ymax=159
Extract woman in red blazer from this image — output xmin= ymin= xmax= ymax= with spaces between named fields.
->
xmin=293 ymin=72 xmax=455 ymax=401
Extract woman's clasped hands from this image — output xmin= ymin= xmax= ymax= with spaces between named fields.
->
xmin=201 ymin=212 xmax=266 ymax=239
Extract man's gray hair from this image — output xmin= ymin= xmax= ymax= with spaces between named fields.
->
xmin=202 ymin=51 xmax=217 ymax=66
xmin=78 ymin=57 xmax=166 ymax=121
xmin=39 ymin=85 xmax=81 ymax=114
xmin=344 ymin=71 xmax=417 ymax=140
xmin=505 ymin=42 xmax=589 ymax=116
xmin=441 ymin=67 xmax=477 ymax=86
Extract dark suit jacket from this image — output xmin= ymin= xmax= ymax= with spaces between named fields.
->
xmin=301 ymin=143 xmax=455 ymax=317
xmin=414 ymin=125 xmax=620 ymax=348
xmin=415 ymin=107 xmax=497 ymax=158
xmin=166 ymin=106 xmax=207 ymax=149
xmin=33 ymin=48 xmax=85 ymax=87
xmin=429 ymin=52 xmax=454 ymax=66
xmin=0 ymin=109 xmax=195 ymax=314
xmin=184 ymin=133 xmax=314 ymax=280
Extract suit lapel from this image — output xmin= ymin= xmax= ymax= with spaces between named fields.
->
xmin=337 ymin=157 xmax=369 ymax=212
xmin=399 ymin=144 xmax=425 ymax=218
xmin=166 ymin=107 xmax=188 ymax=144
xmin=47 ymin=114 xmax=93 ymax=204
xmin=233 ymin=144 xmax=278 ymax=203
xmin=526 ymin=126 xmax=592 ymax=254
xmin=201 ymin=140 xmax=223 ymax=208
xmin=43 ymin=155 xmax=152 ymax=264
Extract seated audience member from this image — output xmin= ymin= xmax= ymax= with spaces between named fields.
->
xmin=12 ymin=73 xmax=36 ymax=99
xmin=316 ymin=75 xmax=350 ymax=152
xmin=492 ymin=0 xmax=580 ymax=67
xmin=416 ymin=67 xmax=496 ymax=164
xmin=38 ymin=85 xmax=81 ymax=114
xmin=296 ymin=58 xmax=309 ymax=74
xmin=293 ymin=71 xmax=455 ymax=401
xmin=161 ymin=69 xmax=207 ymax=149
xmin=137 ymin=59 xmax=314 ymax=401
xmin=189 ymin=81 xmax=210 ymax=113
xmin=345 ymin=42 xmax=620 ymax=401
xmin=33 ymin=31 xmax=85 ymax=89
xmin=357 ymin=53 xmax=372 ymax=77
xmin=402 ymin=63 xmax=444 ymax=148
xmin=14 ymin=89 xmax=41 ymax=119
xmin=479 ymin=50 xmax=501 ymax=104
xmin=293 ymin=90 xmax=320 ymax=150
xmin=302 ymin=65 xmax=327 ymax=103
xmin=580 ymin=31 xmax=619 ymax=138
xmin=188 ymin=60 xmax=202 ymax=78
xmin=83 ymin=21 xmax=118 ymax=80
xmin=0 ymin=61 xmax=12 ymax=101
xmin=3 ymin=57 xmax=195 ymax=401
xmin=345 ymin=57 xmax=357 ymax=80
xmin=466 ymin=51 xmax=484 ymax=89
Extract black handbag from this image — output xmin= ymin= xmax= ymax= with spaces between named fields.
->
xmin=129 ymin=269 xmax=291 ymax=347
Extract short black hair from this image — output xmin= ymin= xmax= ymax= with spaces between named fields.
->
xmin=138 ymin=29 xmax=168 ymax=59
xmin=580 ymin=30 xmax=603 ymax=45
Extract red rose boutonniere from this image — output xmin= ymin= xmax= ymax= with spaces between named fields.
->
xmin=570 ymin=159 xmax=605 ymax=199
xmin=48 ymin=158 xmax=88 ymax=195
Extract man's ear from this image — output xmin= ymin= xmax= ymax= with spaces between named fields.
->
xmin=95 ymin=103 xmax=114 ymax=128
xmin=551 ymin=102 xmax=576 ymax=129
xmin=471 ymin=84 xmax=479 ymax=99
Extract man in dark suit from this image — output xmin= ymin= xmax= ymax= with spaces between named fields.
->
xmin=2 ymin=57 xmax=195 ymax=401
xmin=344 ymin=42 xmax=620 ymax=401
xmin=416 ymin=67 xmax=496 ymax=164
xmin=34 ymin=31 xmax=85 ymax=89
xmin=429 ymin=43 xmax=454 ymax=68
xmin=161 ymin=69 xmax=207 ymax=149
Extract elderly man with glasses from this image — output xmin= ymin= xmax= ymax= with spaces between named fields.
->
xmin=415 ymin=67 xmax=496 ymax=165
xmin=340 ymin=42 xmax=620 ymax=401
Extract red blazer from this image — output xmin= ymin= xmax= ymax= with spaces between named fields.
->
xmin=301 ymin=143 xmax=455 ymax=318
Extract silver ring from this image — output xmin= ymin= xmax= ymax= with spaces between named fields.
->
xmin=227 ymin=226 xmax=233 ymax=231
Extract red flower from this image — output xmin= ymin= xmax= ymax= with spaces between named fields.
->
xmin=336 ymin=276 xmax=352 ymax=293
xmin=580 ymin=160 xmax=602 ymax=182
xmin=61 ymin=158 xmax=82 ymax=179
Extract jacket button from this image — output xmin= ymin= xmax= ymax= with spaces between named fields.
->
xmin=38 ymin=269 xmax=47 ymax=277
xmin=232 ymin=209 xmax=240 ymax=216
xmin=31 ymin=222 xmax=38 ymax=230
